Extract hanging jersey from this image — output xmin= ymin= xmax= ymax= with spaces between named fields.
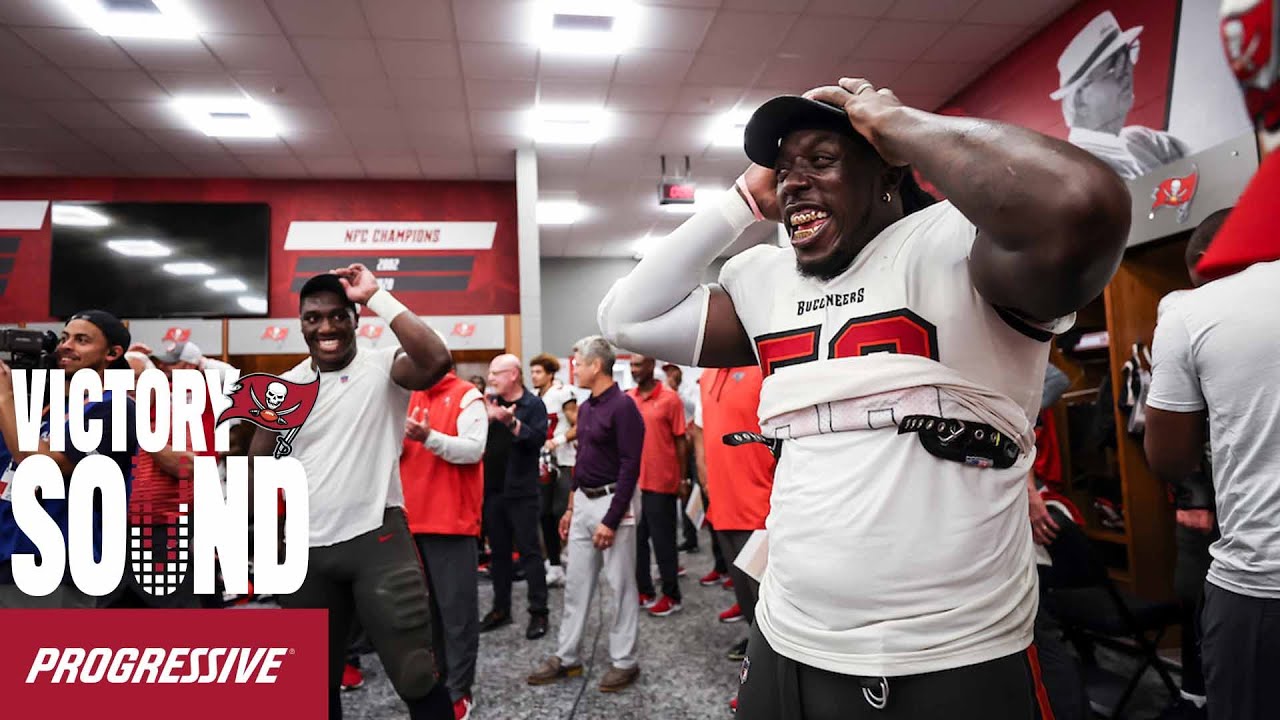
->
xmin=718 ymin=200 xmax=1072 ymax=677
xmin=540 ymin=383 xmax=577 ymax=467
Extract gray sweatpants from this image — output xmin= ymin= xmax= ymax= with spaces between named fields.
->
xmin=555 ymin=488 xmax=639 ymax=670
xmin=416 ymin=534 xmax=479 ymax=703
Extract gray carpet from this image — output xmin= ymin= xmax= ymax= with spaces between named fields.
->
xmin=341 ymin=528 xmax=1183 ymax=719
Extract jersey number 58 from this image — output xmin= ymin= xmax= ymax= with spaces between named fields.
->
xmin=754 ymin=309 xmax=939 ymax=376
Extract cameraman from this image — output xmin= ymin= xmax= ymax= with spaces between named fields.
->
xmin=0 ymin=311 xmax=139 ymax=608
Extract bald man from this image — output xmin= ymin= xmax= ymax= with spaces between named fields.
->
xmin=480 ymin=354 xmax=552 ymax=640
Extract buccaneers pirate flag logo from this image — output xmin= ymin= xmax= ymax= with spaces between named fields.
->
xmin=218 ymin=373 xmax=320 ymax=458
xmin=1149 ymin=166 xmax=1199 ymax=223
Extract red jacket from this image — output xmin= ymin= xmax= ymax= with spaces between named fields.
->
xmin=400 ymin=374 xmax=485 ymax=536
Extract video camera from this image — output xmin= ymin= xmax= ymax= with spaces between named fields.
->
xmin=0 ymin=328 xmax=58 ymax=370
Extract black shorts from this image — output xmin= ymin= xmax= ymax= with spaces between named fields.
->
xmin=736 ymin=623 xmax=1053 ymax=720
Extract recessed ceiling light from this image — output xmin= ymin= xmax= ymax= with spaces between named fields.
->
xmin=52 ymin=205 xmax=111 ymax=227
xmin=535 ymin=1 xmax=639 ymax=55
xmin=173 ymin=96 xmax=280 ymax=138
xmin=537 ymin=200 xmax=584 ymax=225
xmin=661 ymin=187 xmax=723 ymax=214
xmin=205 ymin=277 xmax=247 ymax=292
xmin=528 ymin=105 xmax=609 ymax=145
xmin=237 ymin=296 xmax=268 ymax=314
xmin=711 ymin=111 xmax=752 ymax=148
xmin=106 ymin=239 xmax=170 ymax=257
xmin=60 ymin=0 xmax=200 ymax=39
xmin=163 ymin=261 xmax=215 ymax=276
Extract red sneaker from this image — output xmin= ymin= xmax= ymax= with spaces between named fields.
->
xmin=647 ymin=595 xmax=683 ymax=617
xmin=677 ymin=565 xmax=687 ymax=577
xmin=341 ymin=663 xmax=364 ymax=691
xmin=719 ymin=603 xmax=744 ymax=623
xmin=639 ymin=593 xmax=657 ymax=608
xmin=700 ymin=570 xmax=725 ymax=586
xmin=723 ymin=577 xmax=735 ymax=590
xmin=453 ymin=694 xmax=473 ymax=720
xmin=730 ymin=695 xmax=739 ymax=713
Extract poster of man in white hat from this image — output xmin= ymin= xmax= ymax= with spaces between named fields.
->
xmin=1053 ymin=10 xmax=1188 ymax=178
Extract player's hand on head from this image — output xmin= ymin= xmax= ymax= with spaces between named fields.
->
xmin=331 ymin=263 xmax=380 ymax=304
xmin=803 ymin=78 xmax=909 ymax=167
xmin=737 ymin=164 xmax=781 ymax=222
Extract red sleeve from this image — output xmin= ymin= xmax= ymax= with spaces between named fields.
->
xmin=671 ymin=394 xmax=686 ymax=436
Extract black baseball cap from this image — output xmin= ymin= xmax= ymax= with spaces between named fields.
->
xmin=743 ymin=95 xmax=865 ymax=169
xmin=298 ymin=273 xmax=356 ymax=313
xmin=67 ymin=309 xmax=131 ymax=370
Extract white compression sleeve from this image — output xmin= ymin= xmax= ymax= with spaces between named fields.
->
xmin=597 ymin=188 xmax=758 ymax=364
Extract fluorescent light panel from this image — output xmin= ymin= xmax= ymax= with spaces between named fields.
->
xmin=163 ymin=262 xmax=215 ymax=276
xmin=60 ymin=0 xmax=199 ymax=39
xmin=711 ymin=111 xmax=752 ymax=148
xmin=535 ymin=1 xmax=638 ymax=55
xmin=537 ymin=200 xmax=583 ymax=225
xmin=107 ymin=239 xmax=170 ymax=257
xmin=205 ymin=277 xmax=247 ymax=292
xmin=52 ymin=205 xmax=111 ymax=227
xmin=528 ymin=105 xmax=608 ymax=145
xmin=173 ymin=96 xmax=280 ymax=138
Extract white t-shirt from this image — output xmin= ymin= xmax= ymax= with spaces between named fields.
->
xmin=281 ymin=346 xmax=411 ymax=547
xmin=540 ymin=383 xmax=578 ymax=467
xmin=719 ymin=201 xmax=1069 ymax=676
xmin=1146 ymin=260 xmax=1280 ymax=599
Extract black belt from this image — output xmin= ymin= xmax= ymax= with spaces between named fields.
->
xmin=580 ymin=483 xmax=615 ymax=499
xmin=723 ymin=431 xmax=783 ymax=460
xmin=896 ymin=415 xmax=1020 ymax=469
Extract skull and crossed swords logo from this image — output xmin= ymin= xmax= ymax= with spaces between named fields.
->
xmin=247 ymin=380 xmax=303 ymax=425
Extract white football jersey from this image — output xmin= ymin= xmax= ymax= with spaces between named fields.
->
xmin=719 ymin=201 xmax=1072 ymax=677
xmin=540 ymin=383 xmax=577 ymax=467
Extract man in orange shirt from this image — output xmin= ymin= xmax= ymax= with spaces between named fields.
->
xmin=401 ymin=368 xmax=488 ymax=720
xmin=626 ymin=354 xmax=687 ymax=617
xmin=698 ymin=366 xmax=776 ymax=664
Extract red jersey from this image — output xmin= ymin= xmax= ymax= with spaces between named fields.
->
xmin=699 ymin=367 xmax=775 ymax=531
xmin=627 ymin=382 xmax=686 ymax=495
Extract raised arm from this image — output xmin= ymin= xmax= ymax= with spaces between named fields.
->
xmin=807 ymin=78 xmax=1131 ymax=321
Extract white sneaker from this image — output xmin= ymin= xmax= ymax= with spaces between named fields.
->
xmin=546 ymin=565 xmax=566 ymax=587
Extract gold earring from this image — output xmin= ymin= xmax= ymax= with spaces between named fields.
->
xmin=882 ymin=192 xmax=892 ymax=203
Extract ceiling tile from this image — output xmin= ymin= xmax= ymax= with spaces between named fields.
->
xmin=410 ymin=131 xmax=472 ymax=155
xmin=294 ymin=36 xmax=382 ymax=76
xmin=194 ymin=0 xmax=283 ymax=34
xmin=777 ymin=14 xmax=876 ymax=60
xmin=105 ymin=101 xmax=189 ymax=130
xmin=333 ymin=105 xmax=404 ymax=134
xmin=470 ymin=132 xmax=525 ymax=154
xmin=416 ymin=153 xmax=478 ymax=178
xmin=613 ymin=49 xmax=695 ymax=86
xmin=453 ymin=0 xmax=538 ymax=44
xmin=0 ymin=151 xmax=61 ymax=175
xmin=179 ymin=152 xmax=253 ymax=177
xmin=736 ymin=86 xmax=798 ymax=110
xmin=300 ymin=154 xmax=365 ymax=177
xmin=685 ymin=53 xmax=765 ymax=86
xmin=234 ymin=72 xmax=328 ymax=105
xmin=606 ymin=83 xmax=681 ymax=113
xmin=359 ymin=154 xmax=421 ymax=176
xmin=402 ymin=109 xmax=470 ymax=137
xmin=376 ymin=39 xmax=460 ymax=79
xmin=142 ymin=127 xmax=229 ymax=154
xmin=67 ymin=69 xmax=164 ymax=101
xmin=964 ymin=0 xmax=1071 ymax=26
xmin=362 ymin=0 xmax=453 ymax=40
xmin=45 ymin=151 xmax=122 ymax=175
xmin=885 ymin=0 xmax=980 ymax=22
xmin=75 ymin=127 xmax=164 ymax=154
xmin=538 ymin=81 xmax=608 ymax=108
xmin=225 ymin=136 xmax=295 ymax=155
xmin=699 ymin=11 xmax=797 ymax=54
xmin=720 ymin=0 xmax=808 ymax=10
xmin=674 ymin=85 xmax=743 ymax=114
xmin=465 ymin=79 xmax=535 ymax=111
xmin=0 ymin=66 xmax=91 ymax=100
xmin=278 ymin=105 xmax=343 ymax=133
xmin=633 ymin=0 xmax=722 ymax=7
xmin=892 ymin=62 xmax=982 ymax=95
xmin=756 ymin=57 xmax=841 ymax=90
xmin=653 ymin=113 xmax=714 ymax=153
xmin=632 ymin=7 xmax=715 ymax=51
xmin=114 ymin=38 xmax=223 ymax=72
xmin=0 ymin=0 xmax=86 ymax=27
xmin=829 ymin=59 xmax=906 ymax=88
xmin=392 ymin=75 xmax=466 ymax=109
xmin=13 ymin=27 xmax=135 ymax=69
xmin=0 ymin=126 xmax=94 ymax=152
xmin=610 ymin=112 xmax=666 ymax=141
xmin=920 ymin=22 xmax=1025 ymax=64
xmin=203 ymin=34 xmax=306 ymax=74
xmin=474 ymin=152 xmax=514 ymax=179
xmin=283 ymin=131 xmax=355 ymax=153
xmin=347 ymin=128 xmax=411 ymax=153
xmin=239 ymin=153 xmax=308 ymax=177
xmin=0 ymin=103 xmax=51 ymax=128
xmin=468 ymin=110 xmax=523 ymax=137
xmin=268 ymin=0 xmax=370 ymax=37
xmin=846 ymin=20 xmax=950 ymax=61
xmin=460 ymin=42 xmax=537 ymax=80
xmin=151 ymin=71 xmax=242 ymax=97
xmin=803 ymin=0 xmax=894 ymax=16
xmin=313 ymin=73 xmax=396 ymax=108
xmin=34 ymin=100 xmax=127 ymax=129
xmin=0 ymin=27 xmax=48 ymax=67
xmin=538 ymin=54 xmax=617 ymax=84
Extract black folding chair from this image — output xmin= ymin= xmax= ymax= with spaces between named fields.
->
xmin=1040 ymin=510 xmax=1180 ymax=718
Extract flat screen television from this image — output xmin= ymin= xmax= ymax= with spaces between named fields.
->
xmin=50 ymin=202 xmax=271 ymax=319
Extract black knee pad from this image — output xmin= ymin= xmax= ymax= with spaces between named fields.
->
xmin=374 ymin=565 xmax=433 ymax=631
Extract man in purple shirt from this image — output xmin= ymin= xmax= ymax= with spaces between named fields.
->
xmin=527 ymin=335 xmax=644 ymax=693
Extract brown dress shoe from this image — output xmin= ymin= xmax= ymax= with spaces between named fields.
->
xmin=526 ymin=656 xmax=583 ymax=686
xmin=598 ymin=664 xmax=640 ymax=693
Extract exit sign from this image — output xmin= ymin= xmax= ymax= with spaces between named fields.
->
xmin=659 ymin=178 xmax=696 ymax=205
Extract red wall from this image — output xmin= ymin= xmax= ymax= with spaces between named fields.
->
xmin=0 ymin=178 xmax=518 ymax=323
